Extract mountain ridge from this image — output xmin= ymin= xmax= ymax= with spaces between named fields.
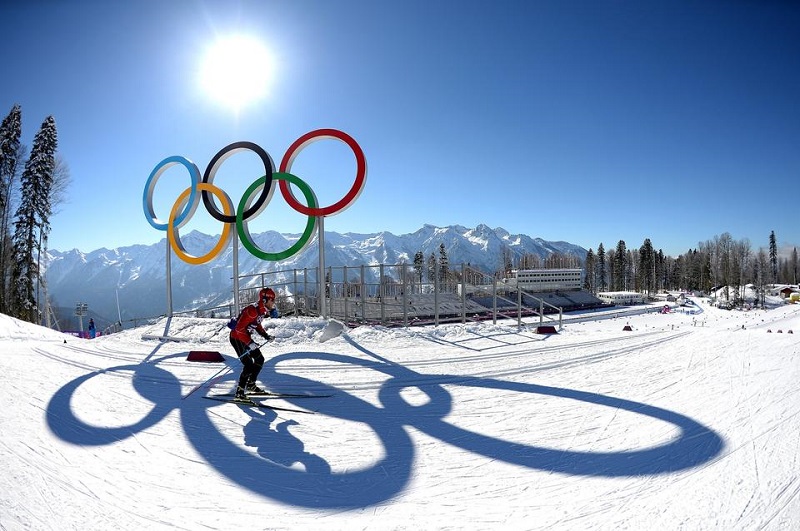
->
xmin=44 ymin=224 xmax=587 ymax=328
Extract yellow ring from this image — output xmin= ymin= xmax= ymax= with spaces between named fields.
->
xmin=168 ymin=183 xmax=233 ymax=265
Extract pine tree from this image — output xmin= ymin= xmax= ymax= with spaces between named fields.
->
xmin=583 ymin=248 xmax=596 ymax=292
xmin=638 ymin=238 xmax=655 ymax=297
xmin=606 ymin=249 xmax=616 ymax=290
xmin=655 ymin=249 xmax=665 ymax=293
xmin=614 ymin=240 xmax=627 ymax=291
xmin=413 ymin=251 xmax=424 ymax=284
xmin=438 ymin=243 xmax=448 ymax=283
xmin=10 ymin=116 xmax=58 ymax=322
xmin=426 ymin=253 xmax=437 ymax=284
xmin=769 ymin=230 xmax=778 ymax=284
xmin=596 ymin=243 xmax=607 ymax=292
xmin=0 ymin=104 xmax=22 ymax=314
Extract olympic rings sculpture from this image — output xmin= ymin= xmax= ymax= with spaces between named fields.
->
xmin=143 ymin=129 xmax=366 ymax=264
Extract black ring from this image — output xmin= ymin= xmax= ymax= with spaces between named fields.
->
xmin=201 ymin=141 xmax=274 ymax=223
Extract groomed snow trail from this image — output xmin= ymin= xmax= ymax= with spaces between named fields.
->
xmin=1 ymin=302 xmax=798 ymax=530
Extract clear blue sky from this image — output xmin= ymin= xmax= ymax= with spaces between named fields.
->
xmin=2 ymin=0 xmax=798 ymax=258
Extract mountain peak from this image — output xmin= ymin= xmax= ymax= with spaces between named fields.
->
xmin=45 ymin=224 xmax=587 ymax=325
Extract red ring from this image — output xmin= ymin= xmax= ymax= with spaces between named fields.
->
xmin=278 ymin=128 xmax=367 ymax=217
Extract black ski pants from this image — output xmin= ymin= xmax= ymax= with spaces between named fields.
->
xmin=230 ymin=337 xmax=265 ymax=389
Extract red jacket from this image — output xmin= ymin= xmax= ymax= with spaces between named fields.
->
xmin=230 ymin=304 xmax=267 ymax=344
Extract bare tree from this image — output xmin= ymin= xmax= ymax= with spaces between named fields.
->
xmin=731 ymin=238 xmax=751 ymax=305
xmin=500 ymin=246 xmax=514 ymax=277
xmin=753 ymin=249 xmax=769 ymax=307
xmin=37 ymin=154 xmax=71 ymax=317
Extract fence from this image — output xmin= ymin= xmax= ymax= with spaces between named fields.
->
xmin=230 ymin=263 xmax=568 ymax=329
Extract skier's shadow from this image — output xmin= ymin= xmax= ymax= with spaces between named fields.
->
xmin=242 ymin=409 xmax=331 ymax=474
xmin=183 ymin=369 xmax=414 ymax=509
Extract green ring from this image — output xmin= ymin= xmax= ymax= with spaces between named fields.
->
xmin=237 ymin=172 xmax=318 ymax=261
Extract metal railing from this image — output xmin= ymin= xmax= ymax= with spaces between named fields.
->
xmin=234 ymin=263 xmax=568 ymax=329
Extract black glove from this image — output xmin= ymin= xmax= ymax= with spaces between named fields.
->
xmin=260 ymin=331 xmax=272 ymax=341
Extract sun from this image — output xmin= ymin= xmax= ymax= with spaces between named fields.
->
xmin=199 ymin=35 xmax=275 ymax=111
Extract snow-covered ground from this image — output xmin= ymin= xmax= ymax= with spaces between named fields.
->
xmin=1 ymin=298 xmax=799 ymax=530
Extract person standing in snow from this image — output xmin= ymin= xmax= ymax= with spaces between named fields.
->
xmin=229 ymin=287 xmax=276 ymax=400
xmin=88 ymin=319 xmax=96 ymax=339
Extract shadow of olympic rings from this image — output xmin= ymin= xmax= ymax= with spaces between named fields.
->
xmin=45 ymin=349 xmax=725 ymax=509
xmin=45 ymin=356 xmax=185 ymax=445
xmin=262 ymin=351 xmax=726 ymax=476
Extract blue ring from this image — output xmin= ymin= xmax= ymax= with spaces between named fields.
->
xmin=143 ymin=155 xmax=201 ymax=231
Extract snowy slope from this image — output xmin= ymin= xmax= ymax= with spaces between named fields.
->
xmin=1 ymin=300 xmax=799 ymax=530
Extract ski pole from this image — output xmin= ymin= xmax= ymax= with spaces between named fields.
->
xmin=183 ymin=364 xmax=232 ymax=400
xmin=183 ymin=339 xmax=271 ymax=400
xmin=237 ymin=339 xmax=270 ymax=359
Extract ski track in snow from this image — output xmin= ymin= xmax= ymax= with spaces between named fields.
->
xmin=1 ymin=300 xmax=799 ymax=529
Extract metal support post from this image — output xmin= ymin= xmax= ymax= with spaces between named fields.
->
xmin=165 ymin=240 xmax=173 ymax=317
xmin=402 ymin=264 xmax=408 ymax=327
xmin=343 ymin=265 xmax=349 ymax=323
xmin=434 ymin=271 xmax=440 ymax=326
xmin=318 ymin=216 xmax=326 ymax=318
xmin=461 ymin=263 xmax=466 ymax=323
xmin=492 ymin=277 xmax=497 ymax=325
xmin=380 ymin=264 xmax=386 ymax=324
xmin=361 ymin=264 xmax=366 ymax=322
xmin=232 ymin=230 xmax=240 ymax=314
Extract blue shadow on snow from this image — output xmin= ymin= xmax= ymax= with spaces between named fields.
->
xmin=45 ymin=345 xmax=725 ymax=510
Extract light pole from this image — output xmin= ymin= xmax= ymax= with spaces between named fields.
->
xmin=75 ymin=302 xmax=88 ymax=332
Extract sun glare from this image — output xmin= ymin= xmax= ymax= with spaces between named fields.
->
xmin=200 ymin=35 xmax=275 ymax=111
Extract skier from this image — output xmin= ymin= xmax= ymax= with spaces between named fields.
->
xmin=88 ymin=318 xmax=96 ymax=339
xmin=229 ymin=287 xmax=276 ymax=401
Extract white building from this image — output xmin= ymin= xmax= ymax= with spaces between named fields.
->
xmin=510 ymin=268 xmax=583 ymax=292
xmin=596 ymin=291 xmax=644 ymax=305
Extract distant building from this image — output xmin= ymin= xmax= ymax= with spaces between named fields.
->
xmin=596 ymin=291 xmax=644 ymax=305
xmin=768 ymin=285 xmax=800 ymax=298
xmin=509 ymin=268 xmax=583 ymax=292
xmin=779 ymin=287 xmax=798 ymax=298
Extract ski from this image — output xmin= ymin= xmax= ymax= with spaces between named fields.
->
xmin=202 ymin=395 xmax=316 ymax=414
xmin=209 ymin=391 xmax=332 ymax=399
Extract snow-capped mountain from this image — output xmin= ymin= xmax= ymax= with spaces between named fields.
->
xmin=44 ymin=224 xmax=586 ymax=328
